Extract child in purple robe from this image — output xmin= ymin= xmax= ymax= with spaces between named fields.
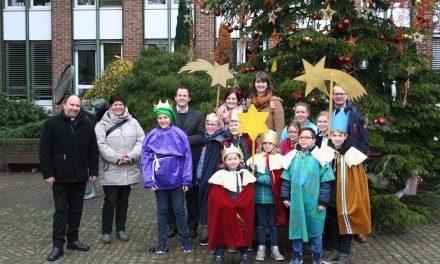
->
xmin=141 ymin=100 xmax=193 ymax=254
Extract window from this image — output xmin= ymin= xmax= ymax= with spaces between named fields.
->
xmin=433 ymin=37 xmax=440 ymax=69
xmin=77 ymin=0 xmax=95 ymax=6
xmin=7 ymin=0 xmax=26 ymax=7
xmin=33 ymin=0 xmax=50 ymax=6
xmin=102 ymin=43 xmax=122 ymax=69
xmin=4 ymin=42 xmax=26 ymax=97
xmin=145 ymin=39 xmax=169 ymax=51
xmin=148 ymin=0 xmax=166 ymax=4
xmin=75 ymin=44 xmax=96 ymax=95
xmin=100 ymin=0 xmax=122 ymax=7
xmin=30 ymin=41 xmax=52 ymax=99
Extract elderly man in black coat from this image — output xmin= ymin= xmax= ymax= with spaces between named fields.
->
xmin=39 ymin=94 xmax=99 ymax=261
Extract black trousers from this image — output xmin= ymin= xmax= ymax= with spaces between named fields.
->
xmin=326 ymin=206 xmax=353 ymax=255
xmin=168 ymin=185 xmax=199 ymax=232
xmin=102 ymin=185 xmax=131 ymax=234
xmin=52 ymin=182 xmax=86 ymax=247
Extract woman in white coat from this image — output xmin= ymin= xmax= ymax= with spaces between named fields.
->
xmin=95 ymin=93 xmax=144 ymax=244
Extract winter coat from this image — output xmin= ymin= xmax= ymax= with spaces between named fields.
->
xmin=39 ymin=111 xmax=99 ymax=183
xmin=247 ymin=96 xmax=285 ymax=141
xmin=95 ymin=111 xmax=144 ymax=186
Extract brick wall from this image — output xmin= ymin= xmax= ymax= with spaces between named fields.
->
xmin=123 ymin=0 xmax=143 ymax=61
xmin=194 ymin=3 xmax=215 ymax=60
xmin=51 ymin=0 xmax=72 ymax=114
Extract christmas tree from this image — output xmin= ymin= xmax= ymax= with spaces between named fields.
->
xmin=203 ymin=0 xmax=440 ymax=229
xmin=174 ymin=0 xmax=191 ymax=50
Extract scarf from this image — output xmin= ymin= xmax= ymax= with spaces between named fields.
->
xmin=108 ymin=107 xmax=131 ymax=124
xmin=251 ymin=91 xmax=273 ymax=108
xmin=296 ymin=144 xmax=316 ymax=157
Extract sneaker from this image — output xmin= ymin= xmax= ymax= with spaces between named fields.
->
xmin=116 ymin=231 xmax=129 ymax=241
xmin=241 ymin=254 xmax=252 ymax=264
xmin=181 ymin=242 xmax=193 ymax=253
xmin=322 ymin=250 xmax=339 ymax=264
xmin=255 ymin=245 xmax=266 ymax=261
xmin=338 ymin=253 xmax=349 ymax=264
xmin=212 ymin=255 xmax=224 ymax=264
xmin=289 ymin=251 xmax=303 ymax=264
xmin=155 ymin=243 xmax=169 ymax=254
xmin=312 ymin=252 xmax=322 ymax=264
xmin=101 ymin=234 xmax=112 ymax=244
xmin=199 ymin=237 xmax=209 ymax=246
xmin=228 ymin=247 xmax=238 ymax=253
xmin=271 ymin=245 xmax=284 ymax=261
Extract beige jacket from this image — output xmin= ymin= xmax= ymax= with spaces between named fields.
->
xmin=95 ymin=112 xmax=144 ymax=186
xmin=247 ymin=96 xmax=285 ymax=141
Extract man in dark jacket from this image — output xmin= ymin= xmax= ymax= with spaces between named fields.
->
xmin=167 ymin=87 xmax=204 ymax=239
xmin=39 ymin=94 xmax=99 ymax=261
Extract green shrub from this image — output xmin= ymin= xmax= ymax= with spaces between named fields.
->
xmin=0 ymin=94 xmax=49 ymax=129
xmin=0 ymin=120 xmax=46 ymax=138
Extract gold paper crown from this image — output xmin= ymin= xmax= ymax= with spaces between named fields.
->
xmin=153 ymin=100 xmax=173 ymax=111
xmin=222 ymin=144 xmax=243 ymax=162
xmin=262 ymin=130 xmax=278 ymax=145
xmin=206 ymin=113 xmax=221 ymax=123
xmin=229 ymin=109 xmax=241 ymax=122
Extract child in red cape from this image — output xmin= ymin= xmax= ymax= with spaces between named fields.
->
xmin=208 ymin=143 xmax=256 ymax=264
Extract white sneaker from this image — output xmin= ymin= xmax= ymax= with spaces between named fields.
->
xmin=255 ymin=245 xmax=266 ymax=261
xmin=271 ymin=245 xmax=284 ymax=261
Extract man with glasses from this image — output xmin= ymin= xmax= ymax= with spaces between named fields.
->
xmin=332 ymin=85 xmax=368 ymax=156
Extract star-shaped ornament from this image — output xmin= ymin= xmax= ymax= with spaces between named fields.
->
xmin=184 ymin=14 xmax=192 ymax=24
xmin=294 ymin=58 xmax=328 ymax=96
xmin=179 ymin=59 xmax=233 ymax=87
xmin=406 ymin=66 xmax=416 ymax=76
xmin=320 ymin=4 xmax=336 ymax=20
xmin=355 ymin=7 xmax=371 ymax=19
xmin=411 ymin=32 xmax=424 ymax=44
xmin=268 ymin=10 xmax=277 ymax=24
xmin=237 ymin=104 xmax=269 ymax=141
xmin=271 ymin=29 xmax=281 ymax=44
xmin=346 ymin=37 xmax=358 ymax=47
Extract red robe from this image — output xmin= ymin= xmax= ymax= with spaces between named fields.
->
xmin=269 ymin=169 xmax=288 ymax=226
xmin=207 ymin=184 xmax=255 ymax=251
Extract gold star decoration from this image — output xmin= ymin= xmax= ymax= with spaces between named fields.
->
xmin=237 ymin=104 xmax=269 ymax=141
xmin=411 ymin=32 xmax=424 ymax=44
xmin=320 ymin=4 xmax=336 ymax=20
xmin=268 ymin=10 xmax=277 ymax=24
xmin=346 ymin=37 xmax=358 ymax=47
xmin=406 ymin=66 xmax=416 ymax=76
xmin=294 ymin=57 xmax=367 ymax=101
xmin=271 ymin=29 xmax=281 ymax=44
xmin=355 ymin=7 xmax=371 ymax=19
xmin=179 ymin=59 xmax=234 ymax=88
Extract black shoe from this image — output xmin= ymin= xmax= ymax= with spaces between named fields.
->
xmin=199 ymin=237 xmax=208 ymax=246
xmin=189 ymin=228 xmax=198 ymax=239
xmin=47 ymin=247 xmax=64 ymax=261
xmin=167 ymin=227 xmax=178 ymax=238
xmin=67 ymin=240 xmax=90 ymax=251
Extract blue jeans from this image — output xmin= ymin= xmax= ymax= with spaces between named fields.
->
xmin=155 ymin=187 xmax=188 ymax=246
xmin=292 ymin=234 xmax=322 ymax=254
xmin=256 ymin=204 xmax=278 ymax=246
xmin=215 ymin=246 xmax=248 ymax=257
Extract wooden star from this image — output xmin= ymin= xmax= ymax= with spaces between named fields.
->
xmin=268 ymin=10 xmax=277 ymax=24
xmin=346 ymin=37 xmax=358 ymax=47
xmin=355 ymin=7 xmax=371 ymax=19
xmin=320 ymin=4 xmax=336 ymax=20
xmin=271 ymin=29 xmax=281 ymax=44
xmin=237 ymin=104 xmax=269 ymax=141
xmin=405 ymin=66 xmax=416 ymax=76
xmin=184 ymin=15 xmax=192 ymax=24
xmin=294 ymin=57 xmax=329 ymax=96
xmin=411 ymin=32 xmax=424 ymax=44
xmin=179 ymin=59 xmax=233 ymax=88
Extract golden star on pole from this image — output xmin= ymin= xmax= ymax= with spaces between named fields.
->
xmin=294 ymin=57 xmax=329 ymax=96
xmin=179 ymin=59 xmax=233 ymax=88
xmin=237 ymin=104 xmax=269 ymax=141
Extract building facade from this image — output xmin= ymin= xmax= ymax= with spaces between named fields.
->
xmin=0 ymin=0 xmax=438 ymax=111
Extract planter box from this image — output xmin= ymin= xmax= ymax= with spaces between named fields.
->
xmin=0 ymin=139 xmax=40 ymax=171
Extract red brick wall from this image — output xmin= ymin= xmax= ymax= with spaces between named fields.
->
xmin=194 ymin=3 xmax=215 ymax=60
xmin=123 ymin=0 xmax=143 ymax=61
xmin=51 ymin=0 xmax=72 ymax=114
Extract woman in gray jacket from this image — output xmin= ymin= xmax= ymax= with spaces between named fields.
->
xmin=95 ymin=93 xmax=144 ymax=244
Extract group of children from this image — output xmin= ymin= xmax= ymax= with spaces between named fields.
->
xmin=141 ymin=100 xmax=371 ymax=264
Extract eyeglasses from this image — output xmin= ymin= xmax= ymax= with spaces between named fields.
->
xmin=299 ymin=136 xmax=313 ymax=140
xmin=333 ymin=93 xmax=347 ymax=97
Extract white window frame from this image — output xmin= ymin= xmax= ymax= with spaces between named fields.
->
xmin=74 ymin=49 xmax=96 ymax=95
xmin=100 ymin=42 xmax=123 ymax=71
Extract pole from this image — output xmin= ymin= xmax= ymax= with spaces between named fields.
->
xmin=216 ymin=84 xmax=220 ymax=113
xmin=328 ymin=74 xmax=334 ymax=126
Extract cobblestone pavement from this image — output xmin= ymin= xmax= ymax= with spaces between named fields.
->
xmin=0 ymin=173 xmax=439 ymax=264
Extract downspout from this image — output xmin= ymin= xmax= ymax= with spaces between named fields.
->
xmin=96 ymin=0 xmax=100 ymax=76
xmin=25 ymin=0 xmax=30 ymax=101
xmin=168 ymin=0 xmax=171 ymax=51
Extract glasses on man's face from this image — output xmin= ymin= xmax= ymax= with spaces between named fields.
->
xmin=206 ymin=123 xmax=218 ymax=127
xmin=333 ymin=93 xmax=347 ymax=97
xmin=299 ymin=136 xmax=313 ymax=141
